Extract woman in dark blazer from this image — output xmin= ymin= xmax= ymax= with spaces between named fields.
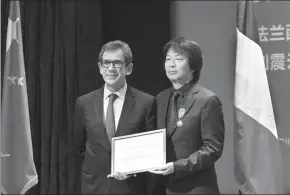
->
xmin=150 ymin=37 xmax=225 ymax=194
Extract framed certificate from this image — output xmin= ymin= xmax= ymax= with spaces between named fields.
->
xmin=111 ymin=128 xmax=166 ymax=175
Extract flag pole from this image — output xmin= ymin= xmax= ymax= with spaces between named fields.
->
xmin=0 ymin=0 xmax=2 ymax=190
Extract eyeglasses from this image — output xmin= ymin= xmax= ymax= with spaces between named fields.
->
xmin=100 ymin=60 xmax=125 ymax=68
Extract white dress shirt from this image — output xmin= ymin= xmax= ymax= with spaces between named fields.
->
xmin=103 ymin=83 xmax=127 ymax=130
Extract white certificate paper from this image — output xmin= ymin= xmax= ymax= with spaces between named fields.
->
xmin=111 ymin=129 xmax=166 ymax=175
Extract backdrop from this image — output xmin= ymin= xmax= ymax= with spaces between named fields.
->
xmin=1 ymin=0 xmax=170 ymax=193
xmin=256 ymin=2 xmax=290 ymax=193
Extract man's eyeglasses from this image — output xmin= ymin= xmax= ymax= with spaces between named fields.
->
xmin=100 ymin=60 xmax=125 ymax=68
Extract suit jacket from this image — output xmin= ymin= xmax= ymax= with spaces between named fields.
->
xmin=73 ymin=85 xmax=156 ymax=194
xmin=156 ymin=83 xmax=225 ymax=194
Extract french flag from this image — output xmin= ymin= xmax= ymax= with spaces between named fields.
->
xmin=234 ymin=1 xmax=284 ymax=194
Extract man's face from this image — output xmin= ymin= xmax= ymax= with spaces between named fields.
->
xmin=98 ymin=49 xmax=133 ymax=91
xmin=164 ymin=47 xmax=192 ymax=82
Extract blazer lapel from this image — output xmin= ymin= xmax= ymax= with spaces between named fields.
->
xmin=179 ymin=83 xmax=200 ymax=119
xmin=115 ymin=86 xmax=135 ymax=137
xmin=158 ymin=89 xmax=171 ymax=129
xmin=93 ymin=86 xmax=111 ymax=152
xmin=168 ymin=83 xmax=200 ymax=138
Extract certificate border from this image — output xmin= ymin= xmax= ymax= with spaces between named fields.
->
xmin=111 ymin=128 xmax=166 ymax=175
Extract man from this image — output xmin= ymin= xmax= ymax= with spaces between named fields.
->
xmin=150 ymin=37 xmax=225 ymax=194
xmin=73 ymin=40 xmax=156 ymax=194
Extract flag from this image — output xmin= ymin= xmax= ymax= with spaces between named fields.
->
xmin=1 ymin=1 xmax=38 ymax=194
xmin=234 ymin=1 xmax=284 ymax=194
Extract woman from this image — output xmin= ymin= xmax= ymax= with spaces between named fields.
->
xmin=150 ymin=37 xmax=225 ymax=194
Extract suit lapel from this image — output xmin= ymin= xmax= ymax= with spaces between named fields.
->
xmin=158 ymin=89 xmax=171 ymax=129
xmin=93 ymin=86 xmax=111 ymax=152
xmin=179 ymin=83 xmax=200 ymax=119
xmin=115 ymin=86 xmax=135 ymax=137
xmin=168 ymin=83 xmax=200 ymax=137
xmin=93 ymin=88 xmax=104 ymax=126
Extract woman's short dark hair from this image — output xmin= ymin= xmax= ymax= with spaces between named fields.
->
xmin=163 ymin=37 xmax=203 ymax=83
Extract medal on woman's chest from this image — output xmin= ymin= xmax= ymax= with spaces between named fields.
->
xmin=177 ymin=107 xmax=185 ymax=127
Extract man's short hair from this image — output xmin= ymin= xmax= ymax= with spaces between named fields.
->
xmin=163 ymin=37 xmax=203 ymax=83
xmin=98 ymin=40 xmax=133 ymax=65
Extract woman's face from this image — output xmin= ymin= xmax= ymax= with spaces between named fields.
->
xmin=165 ymin=47 xmax=193 ymax=83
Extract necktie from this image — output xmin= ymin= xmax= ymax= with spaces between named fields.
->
xmin=166 ymin=91 xmax=180 ymax=130
xmin=106 ymin=93 xmax=118 ymax=143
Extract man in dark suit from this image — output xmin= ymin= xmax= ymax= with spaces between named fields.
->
xmin=73 ymin=40 xmax=156 ymax=194
xmin=150 ymin=37 xmax=225 ymax=194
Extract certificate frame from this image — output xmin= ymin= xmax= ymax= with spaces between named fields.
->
xmin=111 ymin=128 xmax=166 ymax=175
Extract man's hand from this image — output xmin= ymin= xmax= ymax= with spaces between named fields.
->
xmin=149 ymin=162 xmax=174 ymax=176
xmin=107 ymin=172 xmax=137 ymax=180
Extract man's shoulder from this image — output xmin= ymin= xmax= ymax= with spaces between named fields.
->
xmin=194 ymin=84 xmax=222 ymax=107
xmin=129 ymin=86 xmax=154 ymax=101
xmin=156 ymin=88 xmax=171 ymax=100
xmin=75 ymin=88 xmax=103 ymax=103
xmin=196 ymin=84 xmax=217 ymax=99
